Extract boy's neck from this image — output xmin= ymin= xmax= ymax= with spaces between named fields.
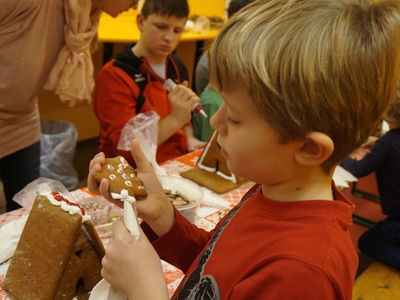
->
xmin=261 ymin=168 xmax=334 ymax=202
xmin=132 ymin=43 xmax=167 ymax=65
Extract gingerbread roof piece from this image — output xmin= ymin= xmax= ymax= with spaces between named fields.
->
xmin=3 ymin=192 xmax=105 ymax=300
xmin=181 ymin=131 xmax=246 ymax=194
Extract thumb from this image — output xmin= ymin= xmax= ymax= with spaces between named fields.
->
xmin=130 ymin=139 xmax=153 ymax=173
xmin=181 ymin=80 xmax=189 ymax=87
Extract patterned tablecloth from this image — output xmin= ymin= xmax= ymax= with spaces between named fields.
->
xmin=0 ymin=150 xmax=250 ymax=299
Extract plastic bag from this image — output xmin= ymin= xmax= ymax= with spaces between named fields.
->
xmin=117 ymin=111 xmax=166 ymax=177
xmin=13 ymin=177 xmax=72 ymax=208
xmin=40 ymin=120 xmax=78 ymax=190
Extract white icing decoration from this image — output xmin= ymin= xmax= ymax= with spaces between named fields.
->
xmin=130 ymin=173 xmax=136 ymax=178
xmin=119 ymin=157 xmax=127 ymax=163
xmin=117 ymin=168 xmax=124 ymax=173
xmin=109 ymin=174 xmax=117 ymax=180
xmin=40 ymin=191 xmax=91 ymax=222
xmin=125 ymin=180 xmax=133 ymax=187
xmin=217 ymin=170 xmax=237 ymax=184
xmin=111 ymin=189 xmax=136 ymax=203
xmin=118 ymin=163 xmax=127 ymax=169
xmin=106 ymin=164 xmax=114 ymax=170
xmin=122 ymin=173 xmax=129 ymax=180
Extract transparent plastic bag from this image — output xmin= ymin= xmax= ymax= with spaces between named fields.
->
xmin=117 ymin=111 xmax=166 ymax=177
xmin=40 ymin=120 xmax=78 ymax=190
xmin=13 ymin=177 xmax=72 ymax=208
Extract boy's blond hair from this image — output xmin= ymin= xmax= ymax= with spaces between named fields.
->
xmin=209 ymin=0 xmax=400 ymax=172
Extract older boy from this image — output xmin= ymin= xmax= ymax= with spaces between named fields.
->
xmin=93 ymin=0 xmax=205 ymax=166
xmin=89 ymin=0 xmax=400 ymax=299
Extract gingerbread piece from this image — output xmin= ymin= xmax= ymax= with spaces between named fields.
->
xmin=3 ymin=192 xmax=105 ymax=300
xmin=181 ymin=131 xmax=247 ymax=193
xmin=93 ymin=156 xmax=147 ymax=198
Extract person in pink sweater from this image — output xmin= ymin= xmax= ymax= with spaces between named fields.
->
xmin=88 ymin=0 xmax=400 ymax=298
xmin=0 ymin=0 xmax=138 ymax=212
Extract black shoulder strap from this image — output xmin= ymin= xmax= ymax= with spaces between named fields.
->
xmin=113 ymin=55 xmax=148 ymax=113
xmin=135 ymin=75 xmax=147 ymax=113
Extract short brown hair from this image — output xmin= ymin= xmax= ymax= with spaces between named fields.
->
xmin=209 ymin=0 xmax=400 ymax=172
xmin=141 ymin=0 xmax=189 ymax=19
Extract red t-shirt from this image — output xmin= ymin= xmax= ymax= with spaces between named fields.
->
xmin=147 ymin=184 xmax=358 ymax=299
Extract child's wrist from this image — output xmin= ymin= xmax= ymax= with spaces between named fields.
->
xmin=147 ymin=199 xmax=175 ymax=237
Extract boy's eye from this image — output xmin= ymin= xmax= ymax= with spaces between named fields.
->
xmin=174 ymin=28 xmax=183 ymax=34
xmin=156 ymin=24 xmax=167 ymax=30
xmin=226 ymin=116 xmax=240 ymax=125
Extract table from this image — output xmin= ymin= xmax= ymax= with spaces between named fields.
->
xmin=0 ymin=150 xmax=250 ymax=299
xmin=0 ymin=149 xmax=357 ymax=298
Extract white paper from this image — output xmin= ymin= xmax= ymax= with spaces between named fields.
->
xmin=333 ymin=165 xmax=358 ymax=188
xmin=0 ymin=216 xmax=28 ymax=264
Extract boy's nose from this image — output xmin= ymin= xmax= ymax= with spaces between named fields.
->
xmin=164 ymin=31 xmax=173 ymax=41
xmin=210 ymin=104 xmax=226 ymax=135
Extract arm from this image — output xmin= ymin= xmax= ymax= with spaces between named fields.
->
xmin=88 ymin=141 xmax=214 ymax=271
xmin=340 ymin=137 xmax=388 ymax=177
xmin=184 ymin=125 xmax=207 ymax=152
xmin=157 ymin=84 xmax=199 ymax=145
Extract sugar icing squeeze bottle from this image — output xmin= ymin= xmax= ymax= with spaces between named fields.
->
xmin=163 ymin=78 xmax=208 ymax=118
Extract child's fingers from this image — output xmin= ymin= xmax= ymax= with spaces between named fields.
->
xmin=112 ymin=220 xmax=134 ymax=243
xmin=98 ymin=178 xmax=117 ymax=204
xmin=130 ymin=139 xmax=153 ymax=173
xmin=88 ymin=152 xmax=105 ymax=171
xmin=87 ymin=163 xmax=102 ymax=193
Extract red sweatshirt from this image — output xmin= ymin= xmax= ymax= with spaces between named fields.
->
xmin=146 ymin=184 xmax=358 ymax=299
xmin=93 ymin=44 xmax=189 ymax=165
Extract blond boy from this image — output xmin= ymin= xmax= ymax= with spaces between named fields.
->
xmin=89 ymin=0 xmax=400 ymax=299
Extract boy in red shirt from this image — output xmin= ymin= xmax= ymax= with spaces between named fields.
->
xmin=93 ymin=0 xmax=205 ymax=165
xmin=89 ymin=0 xmax=400 ymax=298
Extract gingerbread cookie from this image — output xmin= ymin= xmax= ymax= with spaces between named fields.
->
xmin=93 ymin=156 xmax=147 ymax=198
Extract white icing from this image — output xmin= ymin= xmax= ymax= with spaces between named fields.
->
xmin=125 ymin=180 xmax=133 ymax=187
xmin=197 ymin=131 xmax=237 ymax=183
xmin=111 ymin=189 xmax=136 ymax=203
xmin=40 ymin=191 xmax=91 ymax=222
xmin=217 ymin=170 xmax=237 ymax=184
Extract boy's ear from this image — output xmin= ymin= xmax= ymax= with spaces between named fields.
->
xmin=294 ymin=132 xmax=334 ymax=167
xmin=136 ymin=14 xmax=145 ymax=31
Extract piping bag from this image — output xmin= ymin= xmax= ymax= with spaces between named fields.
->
xmin=89 ymin=190 xmax=140 ymax=300
xmin=140 ymin=63 xmax=208 ymax=118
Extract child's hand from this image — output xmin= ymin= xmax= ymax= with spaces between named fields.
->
xmin=102 ymin=220 xmax=169 ymax=300
xmin=187 ymin=135 xmax=207 ymax=152
xmin=87 ymin=152 xmax=117 ymax=206
xmin=130 ymin=140 xmax=175 ymax=235
xmin=168 ymin=84 xmax=199 ymax=124
xmin=361 ymin=136 xmax=378 ymax=148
